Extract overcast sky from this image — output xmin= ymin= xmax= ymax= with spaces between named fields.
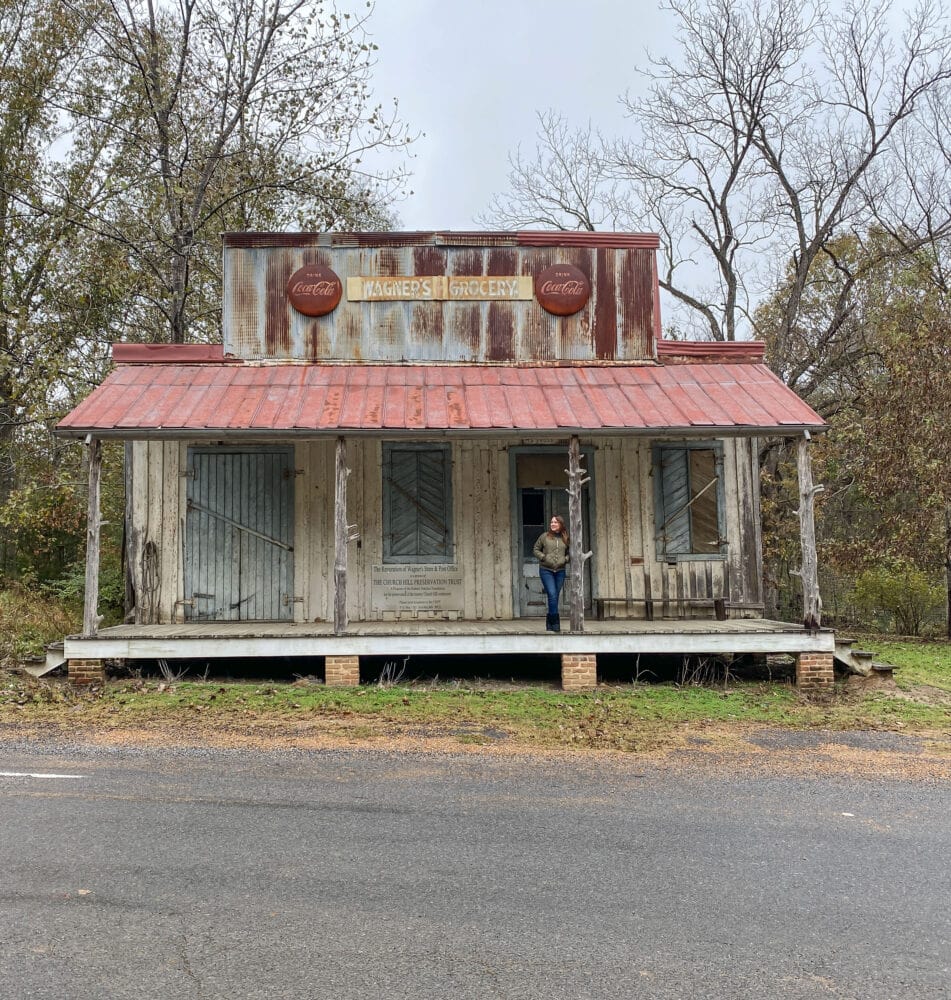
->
xmin=361 ymin=0 xmax=671 ymax=230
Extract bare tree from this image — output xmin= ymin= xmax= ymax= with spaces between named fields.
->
xmin=484 ymin=0 xmax=951 ymax=349
xmin=478 ymin=112 xmax=629 ymax=232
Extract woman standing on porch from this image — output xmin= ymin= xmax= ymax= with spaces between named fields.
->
xmin=533 ymin=515 xmax=569 ymax=632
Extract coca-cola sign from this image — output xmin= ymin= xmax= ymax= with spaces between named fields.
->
xmin=287 ymin=263 xmax=343 ymax=316
xmin=534 ymin=264 xmax=591 ymax=316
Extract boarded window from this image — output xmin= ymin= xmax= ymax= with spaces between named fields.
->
xmin=383 ymin=444 xmax=453 ymax=562
xmin=653 ymin=443 xmax=724 ymax=558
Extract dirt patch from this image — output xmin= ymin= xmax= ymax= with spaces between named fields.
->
xmin=3 ymin=716 xmax=949 ymax=781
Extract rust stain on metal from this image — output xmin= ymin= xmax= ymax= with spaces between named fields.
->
xmin=594 ymin=248 xmax=617 ymax=360
xmin=486 ymin=301 xmax=515 ymax=361
xmin=450 ymin=303 xmax=481 ymax=359
xmin=376 ymin=247 xmax=402 ymax=277
xmin=450 ymin=248 xmax=483 ymax=276
xmin=619 ymin=248 xmax=653 ymax=358
xmin=410 ymin=301 xmax=443 ymax=355
xmin=307 ymin=320 xmax=331 ymax=361
xmin=413 ymin=245 xmax=447 ymax=276
xmin=487 ymin=247 xmax=517 ymax=277
xmin=485 ymin=248 xmax=518 ymax=362
xmin=265 ymin=252 xmax=291 ymax=357
xmin=373 ymin=303 xmax=403 ymax=350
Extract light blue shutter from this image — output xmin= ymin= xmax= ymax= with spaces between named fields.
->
xmin=659 ymin=447 xmax=691 ymax=555
xmin=185 ymin=448 xmax=294 ymax=621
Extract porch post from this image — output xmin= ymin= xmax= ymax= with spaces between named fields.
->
xmin=334 ymin=436 xmax=348 ymax=634
xmin=796 ymin=432 xmax=823 ymax=629
xmin=566 ymin=436 xmax=591 ymax=632
xmin=82 ymin=436 xmax=103 ymax=637
xmin=72 ymin=435 xmax=105 ymax=686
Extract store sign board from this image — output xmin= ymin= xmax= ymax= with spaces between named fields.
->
xmin=347 ymin=276 xmax=533 ymax=302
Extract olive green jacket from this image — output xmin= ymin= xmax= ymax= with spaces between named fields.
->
xmin=533 ymin=532 xmax=569 ymax=571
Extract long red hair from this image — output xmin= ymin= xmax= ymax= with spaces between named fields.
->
xmin=549 ymin=515 xmax=569 ymax=544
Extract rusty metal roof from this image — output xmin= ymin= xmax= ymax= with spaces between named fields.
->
xmin=57 ymin=353 xmax=825 ymax=439
xmin=223 ymin=230 xmax=661 ymax=249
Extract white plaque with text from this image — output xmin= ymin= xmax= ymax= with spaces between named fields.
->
xmin=370 ymin=563 xmax=464 ymax=612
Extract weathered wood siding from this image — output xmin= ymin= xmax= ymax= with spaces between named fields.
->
xmin=127 ymin=435 xmax=761 ymax=625
xmin=590 ymin=437 xmax=763 ymax=618
xmin=128 ymin=440 xmax=187 ymax=624
xmin=294 ymin=439 xmax=513 ymax=622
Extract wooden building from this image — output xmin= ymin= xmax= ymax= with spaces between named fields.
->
xmin=57 ymin=231 xmax=834 ymax=689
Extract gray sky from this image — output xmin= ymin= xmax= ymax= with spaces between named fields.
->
xmin=362 ymin=0 xmax=671 ymax=230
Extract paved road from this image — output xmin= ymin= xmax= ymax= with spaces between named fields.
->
xmin=1 ymin=742 xmax=948 ymax=999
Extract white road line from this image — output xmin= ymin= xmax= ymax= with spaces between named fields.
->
xmin=0 ymin=771 xmax=85 ymax=779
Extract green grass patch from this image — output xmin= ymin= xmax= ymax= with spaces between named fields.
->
xmin=3 ymin=664 xmax=948 ymax=753
xmin=1 ymin=635 xmax=948 ymax=753
xmin=871 ymin=640 xmax=951 ymax=692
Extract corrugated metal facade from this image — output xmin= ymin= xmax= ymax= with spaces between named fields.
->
xmin=222 ymin=234 xmax=658 ymax=363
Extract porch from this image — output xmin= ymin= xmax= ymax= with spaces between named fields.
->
xmin=64 ymin=617 xmax=835 ymax=690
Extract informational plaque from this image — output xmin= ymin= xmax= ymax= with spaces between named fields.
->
xmin=370 ymin=563 xmax=464 ymax=612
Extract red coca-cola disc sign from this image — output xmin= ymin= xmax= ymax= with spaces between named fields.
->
xmin=286 ymin=264 xmax=342 ymax=316
xmin=535 ymin=264 xmax=591 ymax=316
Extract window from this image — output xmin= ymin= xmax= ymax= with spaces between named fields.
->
xmin=653 ymin=443 xmax=725 ymax=559
xmin=383 ymin=444 xmax=453 ymax=562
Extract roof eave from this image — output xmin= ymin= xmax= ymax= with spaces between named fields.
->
xmin=55 ymin=423 xmax=827 ymax=441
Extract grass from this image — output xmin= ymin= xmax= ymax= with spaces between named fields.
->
xmin=873 ymin=640 xmax=951 ymax=693
xmin=1 ymin=640 xmax=948 ymax=754
xmin=0 ymin=582 xmax=947 ymax=755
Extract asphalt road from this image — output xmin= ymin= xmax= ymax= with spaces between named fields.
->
xmin=0 ymin=741 xmax=948 ymax=1000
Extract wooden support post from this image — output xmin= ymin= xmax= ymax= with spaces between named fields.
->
xmin=566 ymin=436 xmax=592 ymax=633
xmin=334 ymin=436 xmax=348 ymax=634
xmin=83 ymin=436 xmax=103 ymax=638
xmin=945 ymin=504 xmax=951 ymax=640
xmin=797 ymin=433 xmax=823 ymax=630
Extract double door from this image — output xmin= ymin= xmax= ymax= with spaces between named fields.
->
xmin=184 ymin=447 xmax=295 ymax=621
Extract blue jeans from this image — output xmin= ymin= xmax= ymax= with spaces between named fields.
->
xmin=539 ymin=567 xmax=565 ymax=616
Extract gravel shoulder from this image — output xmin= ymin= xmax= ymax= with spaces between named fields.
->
xmin=2 ymin=715 xmax=950 ymax=781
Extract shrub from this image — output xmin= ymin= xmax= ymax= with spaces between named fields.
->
xmin=852 ymin=562 xmax=944 ymax=636
xmin=0 ymin=586 xmax=80 ymax=664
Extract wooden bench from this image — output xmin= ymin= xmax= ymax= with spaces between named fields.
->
xmin=594 ymin=597 xmax=727 ymax=621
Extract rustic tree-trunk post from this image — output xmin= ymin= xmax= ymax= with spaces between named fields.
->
xmin=944 ymin=504 xmax=951 ymax=640
xmin=566 ymin=436 xmax=592 ymax=632
xmin=83 ymin=436 xmax=103 ymax=637
xmin=334 ymin=436 xmax=349 ymax=634
xmin=797 ymin=432 xmax=823 ymax=630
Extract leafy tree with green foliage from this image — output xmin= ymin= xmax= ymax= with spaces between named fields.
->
xmin=0 ymin=0 xmax=411 ymax=593
xmin=72 ymin=0 xmax=411 ymax=344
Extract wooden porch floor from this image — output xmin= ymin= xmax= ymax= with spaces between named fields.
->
xmin=65 ymin=617 xmax=834 ymax=660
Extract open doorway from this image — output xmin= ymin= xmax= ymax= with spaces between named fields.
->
xmin=513 ymin=451 xmax=592 ymax=617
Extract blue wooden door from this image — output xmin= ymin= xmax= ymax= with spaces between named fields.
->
xmin=184 ymin=448 xmax=294 ymax=621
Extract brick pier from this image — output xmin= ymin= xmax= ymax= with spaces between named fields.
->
xmin=561 ymin=653 xmax=597 ymax=691
xmin=796 ymin=652 xmax=834 ymax=691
